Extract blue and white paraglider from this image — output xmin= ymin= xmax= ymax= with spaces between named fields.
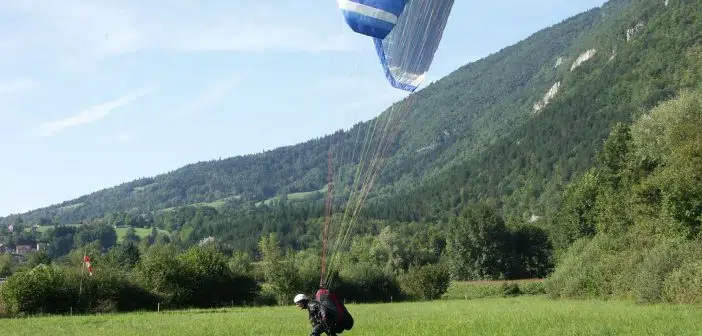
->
xmin=338 ymin=0 xmax=455 ymax=92
xmin=313 ymin=1 xmax=456 ymax=315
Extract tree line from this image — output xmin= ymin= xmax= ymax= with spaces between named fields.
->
xmin=0 ymin=201 xmax=554 ymax=316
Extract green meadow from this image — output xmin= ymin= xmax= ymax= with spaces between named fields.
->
xmin=3 ymin=296 xmax=701 ymax=336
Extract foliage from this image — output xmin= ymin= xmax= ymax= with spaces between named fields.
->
xmin=373 ymin=0 xmax=702 ymax=227
xmin=257 ymin=232 xmax=302 ymax=305
xmin=334 ymin=262 xmax=404 ymax=303
xmin=545 ymin=88 xmax=702 ymax=303
xmin=446 ymin=203 xmax=511 ymax=280
xmin=0 ymin=264 xmax=76 ymax=315
xmin=446 ymin=202 xmax=553 ymax=281
xmin=0 ymin=253 xmax=17 ymax=277
xmin=398 ymin=263 xmax=451 ymax=300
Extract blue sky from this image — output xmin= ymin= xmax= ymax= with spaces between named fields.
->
xmin=0 ymin=0 xmax=607 ymax=216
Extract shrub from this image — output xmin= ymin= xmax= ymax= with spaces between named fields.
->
xmin=544 ymin=235 xmax=621 ymax=299
xmin=133 ymin=246 xmax=191 ymax=308
xmin=254 ymin=283 xmax=279 ymax=306
xmin=518 ymin=281 xmax=546 ymax=295
xmin=663 ymin=260 xmax=702 ymax=304
xmin=81 ymin=268 xmax=158 ymax=313
xmin=0 ymin=264 xmax=77 ymax=315
xmin=335 ymin=262 xmax=403 ymax=303
xmin=631 ymin=238 xmax=684 ymax=303
xmin=177 ymin=245 xmax=259 ymax=307
xmin=399 ymin=263 xmax=451 ymax=300
xmin=501 ymin=282 xmax=520 ymax=297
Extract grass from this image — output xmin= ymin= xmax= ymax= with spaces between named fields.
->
xmin=442 ymin=279 xmax=546 ymax=300
xmin=2 ymin=296 xmax=701 ymax=335
xmin=114 ymin=227 xmax=169 ymax=243
xmin=255 ymin=187 xmax=327 ymax=206
xmin=26 ymin=225 xmax=169 ymax=244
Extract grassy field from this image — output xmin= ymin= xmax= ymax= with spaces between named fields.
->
xmin=28 ymin=225 xmax=169 ymax=243
xmin=2 ymin=296 xmax=701 ymax=335
xmin=113 ymin=227 xmax=170 ymax=243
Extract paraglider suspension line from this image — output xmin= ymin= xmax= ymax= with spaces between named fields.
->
xmin=321 ymin=135 xmax=334 ymax=288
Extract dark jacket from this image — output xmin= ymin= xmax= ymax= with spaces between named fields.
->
xmin=307 ymin=300 xmax=336 ymax=336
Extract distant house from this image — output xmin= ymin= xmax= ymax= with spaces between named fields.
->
xmin=0 ymin=244 xmax=7 ymax=253
xmin=15 ymin=245 xmax=34 ymax=254
xmin=36 ymin=242 xmax=48 ymax=251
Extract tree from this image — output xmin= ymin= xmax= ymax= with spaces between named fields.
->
xmin=446 ymin=202 xmax=510 ymax=280
xmin=0 ymin=253 xmax=16 ymax=277
xmin=105 ymin=241 xmax=141 ymax=270
xmin=28 ymin=250 xmax=52 ymax=268
xmin=258 ymin=232 xmax=301 ymax=304
xmin=133 ymin=245 xmax=189 ymax=307
xmin=123 ymin=227 xmax=140 ymax=244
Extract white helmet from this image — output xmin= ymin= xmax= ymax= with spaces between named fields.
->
xmin=294 ymin=293 xmax=309 ymax=304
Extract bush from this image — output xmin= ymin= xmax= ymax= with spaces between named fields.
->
xmin=133 ymin=245 xmax=261 ymax=309
xmin=501 ymin=282 xmax=520 ymax=297
xmin=544 ymin=235 xmax=623 ymax=299
xmin=631 ymin=238 xmax=684 ymax=303
xmin=0 ymin=264 xmax=77 ymax=315
xmin=663 ymin=260 xmax=702 ymax=304
xmin=133 ymin=246 xmax=191 ymax=308
xmin=334 ymin=262 xmax=404 ymax=303
xmin=0 ymin=263 xmax=160 ymax=316
xmin=177 ymin=245 xmax=260 ymax=308
xmin=81 ymin=269 xmax=158 ymax=313
xmin=399 ymin=263 xmax=451 ymax=300
xmin=518 ymin=281 xmax=546 ymax=295
xmin=254 ymin=283 xmax=279 ymax=306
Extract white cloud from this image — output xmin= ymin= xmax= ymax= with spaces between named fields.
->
xmin=31 ymin=86 xmax=155 ymax=138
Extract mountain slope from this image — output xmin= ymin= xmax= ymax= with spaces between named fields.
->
xmin=369 ymin=0 xmax=701 ymax=225
xmin=2 ymin=0 xmax=694 ymax=228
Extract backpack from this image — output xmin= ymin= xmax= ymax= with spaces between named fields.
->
xmin=315 ymin=288 xmax=354 ymax=333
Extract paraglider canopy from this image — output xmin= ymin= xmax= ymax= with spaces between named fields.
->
xmin=316 ymin=0 xmax=455 ymax=294
xmin=337 ymin=0 xmax=455 ymax=92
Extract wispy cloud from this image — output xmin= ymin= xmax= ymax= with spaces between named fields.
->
xmin=31 ymin=86 xmax=155 ymax=138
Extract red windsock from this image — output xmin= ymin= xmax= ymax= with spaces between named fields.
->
xmin=83 ymin=255 xmax=93 ymax=276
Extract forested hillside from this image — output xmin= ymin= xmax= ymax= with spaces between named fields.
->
xmin=1 ymin=0 xmax=632 ymax=226
xmin=369 ymin=0 xmax=701 ymax=225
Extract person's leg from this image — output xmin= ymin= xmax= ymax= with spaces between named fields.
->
xmin=310 ymin=324 xmax=325 ymax=336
